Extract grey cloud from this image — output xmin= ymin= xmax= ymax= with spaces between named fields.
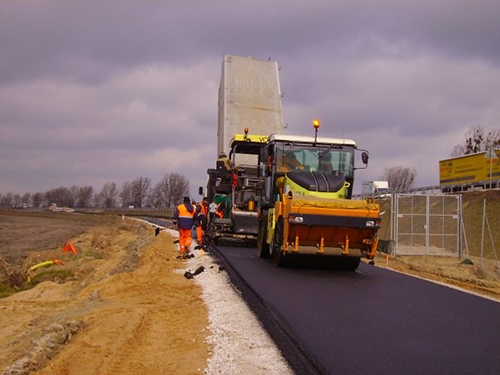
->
xmin=1 ymin=1 xmax=499 ymax=195
xmin=3 ymin=2 xmax=499 ymax=85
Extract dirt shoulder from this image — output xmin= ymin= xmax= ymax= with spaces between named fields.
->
xmin=0 ymin=211 xmax=209 ymax=375
xmin=373 ymin=253 xmax=500 ymax=301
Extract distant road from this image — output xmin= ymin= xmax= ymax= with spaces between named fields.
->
xmin=214 ymin=245 xmax=500 ymax=375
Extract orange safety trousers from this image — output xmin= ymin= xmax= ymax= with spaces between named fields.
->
xmin=196 ymin=226 xmax=204 ymax=244
xmin=178 ymin=228 xmax=193 ymax=254
xmin=195 ymin=203 xmax=208 ymax=245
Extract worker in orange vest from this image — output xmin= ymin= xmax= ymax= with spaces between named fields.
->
xmin=172 ymin=196 xmax=195 ymax=255
xmin=214 ymin=202 xmax=226 ymax=219
xmin=194 ymin=197 xmax=209 ymax=246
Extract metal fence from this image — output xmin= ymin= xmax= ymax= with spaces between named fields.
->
xmin=391 ymin=194 xmax=462 ymax=257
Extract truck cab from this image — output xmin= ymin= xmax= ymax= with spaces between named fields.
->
xmin=262 ymin=134 xmax=366 ymax=203
xmin=361 ymin=181 xmax=391 ymax=198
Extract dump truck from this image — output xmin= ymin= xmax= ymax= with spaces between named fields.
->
xmin=257 ymin=120 xmax=381 ymax=270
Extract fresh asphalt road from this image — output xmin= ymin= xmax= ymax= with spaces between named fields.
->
xmin=213 ymin=245 xmax=500 ymax=375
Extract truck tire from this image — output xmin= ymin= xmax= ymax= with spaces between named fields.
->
xmin=257 ymin=214 xmax=270 ymax=259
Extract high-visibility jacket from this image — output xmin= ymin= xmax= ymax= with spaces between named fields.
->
xmin=215 ymin=203 xmax=225 ymax=218
xmin=194 ymin=201 xmax=209 ymax=227
xmin=195 ymin=202 xmax=208 ymax=217
xmin=173 ymin=203 xmax=195 ymax=229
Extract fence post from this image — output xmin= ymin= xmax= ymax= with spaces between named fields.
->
xmin=480 ymin=198 xmax=486 ymax=269
xmin=425 ymin=195 xmax=430 ymax=255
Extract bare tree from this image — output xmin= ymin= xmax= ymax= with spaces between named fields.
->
xmin=99 ymin=182 xmax=118 ymax=208
xmin=129 ymin=177 xmax=151 ymax=208
xmin=120 ymin=181 xmax=134 ymax=207
xmin=68 ymin=185 xmax=79 ymax=207
xmin=0 ymin=193 xmax=14 ymax=208
xmin=2 ymin=172 xmax=191 ymax=209
xmin=77 ymin=186 xmax=94 ymax=208
xmin=451 ymin=125 xmax=500 ymax=156
xmin=149 ymin=173 xmax=190 ymax=208
xmin=32 ymin=192 xmax=43 ymax=208
xmin=382 ymin=166 xmax=417 ymax=193
xmin=45 ymin=187 xmax=72 ymax=207
xmin=21 ymin=193 xmax=31 ymax=206
xmin=11 ymin=194 xmax=22 ymax=208
xmin=93 ymin=192 xmax=103 ymax=208
xmin=167 ymin=173 xmax=190 ymax=207
xmin=148 ymin=184 xmax=163 ymax=208
xmin=152 ymin=174 xmax=170 ymax=207
xmin=45 ymin=189 xmax=57 ymax=206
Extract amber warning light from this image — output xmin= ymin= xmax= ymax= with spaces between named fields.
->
xmin=313 ymin=119 xmax=321 ymax=142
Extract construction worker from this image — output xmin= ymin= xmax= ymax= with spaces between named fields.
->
xmin=278 ymin=151 xmax=304 ymax=172
xmin=194 ymin=197 xmax=209 ymax=246
xmin=217 ymin=152 xmax=233 ymax=172
xmin=209 ymin=201 xmax=217 ymax=219
xmin=214 ymin=202 xmax=226 ymax=218
xmin=172 ymin=196 xmax=195 ymax=256
xmin=318 ymin=152 xmax=334 ymax=173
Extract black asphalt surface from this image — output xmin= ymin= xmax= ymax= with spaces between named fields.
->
xmin=212 ymin=245 xmax=500 ymax=375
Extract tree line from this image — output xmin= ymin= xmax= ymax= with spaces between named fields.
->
xmin=0 ymin=173 xmax=190 ymax=209
xmin=2 ymin=125 xmax=497 ymax=207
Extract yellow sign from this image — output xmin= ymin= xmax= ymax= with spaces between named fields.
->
xmin=439 ymin=151 xmax=500 ymax=186
xmin=231 ymin=134 xmax=268 ymax=143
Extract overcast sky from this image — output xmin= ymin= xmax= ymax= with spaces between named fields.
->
xmin=1 ymin=1 xmax=499 ymax=198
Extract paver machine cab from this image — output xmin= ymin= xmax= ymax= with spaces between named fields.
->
xmin=204 ymin=128 xmax=268 ymax=245
xmin=257 ymin=120 xmax=381 ymax=270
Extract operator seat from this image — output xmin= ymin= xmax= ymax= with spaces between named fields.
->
xmin=287 ymin=170 xmax=345 ymax=193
